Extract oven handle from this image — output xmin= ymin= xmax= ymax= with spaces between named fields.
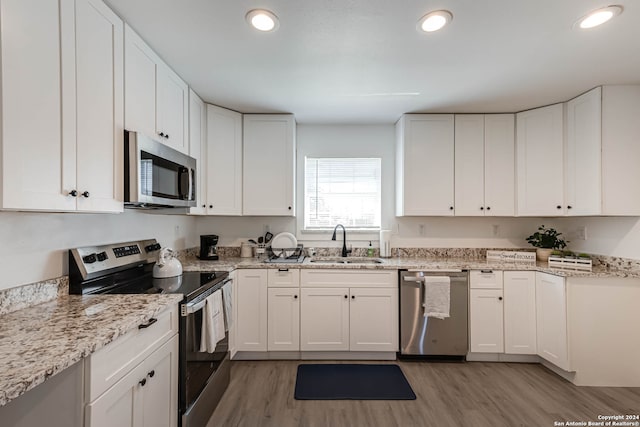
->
xmin=181 ymin=278 xmax=232 ymax=316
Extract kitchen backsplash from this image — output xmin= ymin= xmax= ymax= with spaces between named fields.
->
xmin=0 ymin=276 xmax=68 ymax=316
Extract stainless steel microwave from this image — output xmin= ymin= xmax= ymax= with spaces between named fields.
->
xmin=124 ymin=131 xmax=196 ymax=208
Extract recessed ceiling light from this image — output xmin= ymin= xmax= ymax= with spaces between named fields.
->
xmin=417 ymin=10 xmax=453 ymax=33
xmin=575 ymin=5 xmax=623 ymax=29
xmin=246 ymin=9 xmax=279 ymax=32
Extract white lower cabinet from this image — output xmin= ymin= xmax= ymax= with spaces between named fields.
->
xmin=469 ymin=289 xmax=504 ymax=353
xmin=300 ymin=269 xmax=398 ymax=353
xmin=503 ymin=271 xmax=537 ymax=354
xmin=267 ymin=287 xmax=300 ymax=351
xmin=87 ymin=336 xmax=178 ymax=427
xmin=236 ymin=269 xmax=268 ymax=351
xmin=469 ymin=270 xmax=504 ymax=353
xmin=85 ymin=305 xmax=179 ymax=427
xmin=349 ymin=288 xmax=398 ymax=352
xmin=536 ymin=272 xmax=571 ymax=371
xmin=300 ymin=287 xmax=350 ymax=351
xmin=470 ymin=270 xmax=537 ymax=356
xmin=235 ymin=268 xmax=398 ymax=355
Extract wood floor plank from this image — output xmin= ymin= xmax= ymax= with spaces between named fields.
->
xmin=208 ymin=361 xmax=640 ymax=427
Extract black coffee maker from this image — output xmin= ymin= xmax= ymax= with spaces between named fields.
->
xmin=199 ymin=235 xmax=219 ymax=260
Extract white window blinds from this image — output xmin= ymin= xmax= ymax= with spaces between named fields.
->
xmin=304 ymin=157 xmax=381 ymax=229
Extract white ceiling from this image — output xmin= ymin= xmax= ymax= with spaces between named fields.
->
xmin=104 ymin=0 xmax=640 ymax=124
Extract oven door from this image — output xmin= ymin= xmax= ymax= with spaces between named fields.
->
xmin=179 ymin=286 xmax=231 ymax=427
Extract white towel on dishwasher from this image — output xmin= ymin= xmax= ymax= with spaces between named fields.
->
xmin=199 ymin=290 xmax=225 ymax=353
xmin=423 ymin=276 xmax=451 ymax=319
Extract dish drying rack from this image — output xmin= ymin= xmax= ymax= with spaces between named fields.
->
xmin=266 ymin=244 xmax=305 ymax=263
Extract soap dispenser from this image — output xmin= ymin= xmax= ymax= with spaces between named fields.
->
xmin=367 ymin=241 xmax=374 ymax=257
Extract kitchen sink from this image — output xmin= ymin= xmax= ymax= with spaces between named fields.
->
xmin=308 ymin=257 xmax=384 ymax=265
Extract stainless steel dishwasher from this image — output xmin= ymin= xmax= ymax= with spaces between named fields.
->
xmin=399 ymin=270 xmax=469 ymax=358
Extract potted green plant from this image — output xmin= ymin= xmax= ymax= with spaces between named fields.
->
xmin=526 ymin=225 xmax=568 ymax=262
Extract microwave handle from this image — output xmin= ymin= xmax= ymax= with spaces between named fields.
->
xmin=188 ymin=168 xmax=194 ymax=200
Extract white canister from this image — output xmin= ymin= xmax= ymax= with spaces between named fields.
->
xmin=240 ymin=242 xmax=253 ymax=258
xmin=379 ymin=230 xmax=392 ymax=258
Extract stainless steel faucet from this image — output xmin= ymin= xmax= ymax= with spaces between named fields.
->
xmin=331 ymin=224 xmax=351 ymax=257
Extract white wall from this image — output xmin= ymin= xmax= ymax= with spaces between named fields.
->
xmin=559 ymin=216 xmax=640 ymax=259
xmin=0 ymin=210 xmax=197 ymax=290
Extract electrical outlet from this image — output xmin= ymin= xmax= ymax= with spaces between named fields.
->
xmin=492 ymin=224 xmax=499 ymax=237
xmin=264 ymin=224 xmax=270 ymax=234
xmin=576 ymin=226 xmax=587 ymax=240
xmin=174 ymin=225 xmax=180 ymax=238
xmin=418 ymin=224 xmax=425 ymax=236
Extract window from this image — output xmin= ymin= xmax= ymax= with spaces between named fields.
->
xmin=304 ymin=157 xmax=381 ymax=230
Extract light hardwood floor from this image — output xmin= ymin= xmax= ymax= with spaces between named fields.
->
xmin=208 ymin=361 xmax=640 ymax=427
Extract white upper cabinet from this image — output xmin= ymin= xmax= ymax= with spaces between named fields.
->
xmin=243 ymin=114 xmax=296 ymax=216
xmin=206 ymin=105 xmax=243 ymax=215
xmin=565 ymin=87 xmax=602 ymax=216
xmin=0 ymin=0 xmax=123 ymax=212
xmin=484 ymin=115 xmax=516 ymax=216
xmin=516 ymin=104 xmax=565 ymax=216
xmin=74 ymin=0 xmax=124 ymax=212
xmin=188 ymin=90 xmax=206 ymax=215
xmin=601 ymin=85 xmax=640 ymax=215
xmin=454 ymin=115 xmax=485 ymax=216
xmin=396 ymin=114 xmax=455 ymax=216
xmin=124 ymin=25 xmax=188 ymax=154
xmin=454 ymin=114 xmax=515 ymax=216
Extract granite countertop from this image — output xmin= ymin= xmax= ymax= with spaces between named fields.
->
xmin=0 ymin=293 xmax=183 ymax=407
xmin=182 ymin=256 xmax=640 ymax=278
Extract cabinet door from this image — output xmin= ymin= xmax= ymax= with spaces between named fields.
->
xmin=75 ymin=0 xmax=123 ymax=212
xmin=156 ymin=65 xmax=189 ymax=154
xmin=188 ymin=89 xmax=206 ymax=215
xmin=396 ymin=114 xmax=455 ymax=216
xmin=349 ymin=288 xmax=398 ymax=352
xmin=484 ymin=114 xmax=515 ymax=216
xmin=267 ymin=288 xmax=300 ymax=351
xmin=503 ymin=271 xmax=537 ymax=355
xmin=601 ymin=85 xmax=640 ymax=215
xmin=516 ymin=104 xmax=564 ymax=216
xmin=124 ymin=24 xmax=157 ymax=139
xmin=469 ymin=289 xmax=504 ymax=353
xmin=536 ymin=273 xmax=570 ymax=371
xmin=243 ymin=114 xmax=295 ymax=216
xmin=206 ymin=105 xmax=243 ymax=215
xmin=86 ymin=361 xmax=142 ymax=427
xmin=300 ymin=288 xmax=349 ymax=351
xmin=236 ymin=269 xmax=268 ymax=351
xmin=0 ymin=0 xmax=76 ymax=210
xmin=565 ymin=87 xmax=602 ymax=216
xmin=454 ymin=115 xmax=485 ymax=216
xmin=140 ymin=335 xmax=178 ymax=427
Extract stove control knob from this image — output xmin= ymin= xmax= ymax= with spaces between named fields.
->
xmin=83 ymin=253 xmax=97 ymax=264
xmin=96 ymin=251 xmax=108 ymax=262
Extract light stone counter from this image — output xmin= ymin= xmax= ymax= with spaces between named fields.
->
xmin=0 ymin=293 xmax=183 ymax=407
xmin=181 ymin=256 xmax=640 ymax=278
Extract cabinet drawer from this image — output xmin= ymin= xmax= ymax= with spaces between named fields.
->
xmin=85 ymin=305 xmax=178 ymax=402
xmin=300 ymin=269 xmax=397 ymax=288
xmin=267 ymin=268 xmax=300 ymax=287
xmin=470 ymin=270 xmax=504 ymax=289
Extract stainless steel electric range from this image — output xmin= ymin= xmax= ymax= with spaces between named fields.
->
xmin=69 ymin=239 xmax=231 ymax=427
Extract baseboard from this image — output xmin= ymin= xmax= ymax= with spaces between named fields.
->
xmin=231 ymin=351 xmax=397 ymax=361
xmin=466 ymin=353 xmax=541 ymax=363
xmin=540 ymin=359 xmax=576 ymax=383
